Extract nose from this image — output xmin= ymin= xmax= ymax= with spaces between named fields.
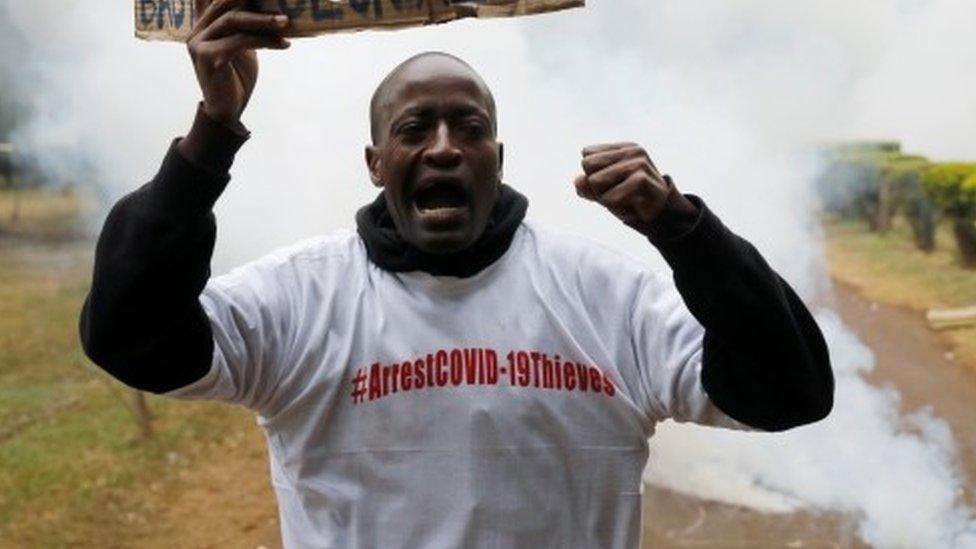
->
xmin=422 ymin=121 xmax=462 ymax=168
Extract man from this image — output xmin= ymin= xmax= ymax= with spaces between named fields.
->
xmin=80 ymin=1 xmax=833 ymax=547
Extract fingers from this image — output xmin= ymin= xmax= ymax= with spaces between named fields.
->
xmin=582 ymin=143 xmax=659 ymax=174
xmin=576 ymin=142 xmax=664 ymax=201
xmin=582 ymin=146 xmax=637 ymax=175
xmin=190 ymin=0 xmax=244 ymax=40
xmin=193 ymin=0 xmax=206 ymax=21
xmin=584 ymin=156 xmax=664 ymax=197
xmin=200 ymin=10 xmax=289 ymax=41
xmin=198 ymin=33 xmax=290 ymax=68
xmin=582 ymin=142 xmax=638 ymax=156
xmin=592 ymin=172 xmax=668 ymax=228
xmin=599 ymin=172 xmax=660 ymax=214
xmin=574 ymin=173 xmax=597 ymax=201
xmin=574 ymin=142 xmax=671 ymax=229
xmin=188 ymin=5 xmax=290 ymax=69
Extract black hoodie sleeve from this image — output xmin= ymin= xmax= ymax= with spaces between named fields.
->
xmin=649 ymin=194 xmax=834 ymax=432
xmin=78 ymin=106 xmax=249 ymax=394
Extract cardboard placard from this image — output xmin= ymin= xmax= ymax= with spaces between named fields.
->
xmin=135 ymin=0 xmax=584 ymax=42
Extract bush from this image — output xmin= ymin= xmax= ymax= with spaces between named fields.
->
xmin=922 ymin=164 xmax=976 ymax=267
xmin=922 ymin=163 xmax=976 ymax=217
xmin=882 ymin=157 xmax=935 ymax=250
xmin=964 ymin=172 xmax=976 ymax=203
xmin=816 ymin=144 xmax=932 ymax=239
xmin=825 ymin=141 xmax=901 ymax=155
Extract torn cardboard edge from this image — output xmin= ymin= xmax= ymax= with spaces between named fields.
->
xmin=135 ymin=0 xmax=584 ymax=42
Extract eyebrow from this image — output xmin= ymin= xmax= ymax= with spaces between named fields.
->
xmin=391 ymin=103 xmax=490 ymax=126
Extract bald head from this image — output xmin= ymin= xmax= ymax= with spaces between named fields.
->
xmin=369 ymin=52 xmax=497 ymax=145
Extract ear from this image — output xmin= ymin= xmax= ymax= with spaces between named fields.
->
xmin=365 ymin=145 xmax=383 ymax=187
xmin=497 ymin=141 xmax=505 ymax=183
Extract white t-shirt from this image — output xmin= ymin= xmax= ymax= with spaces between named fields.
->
xmin=166 ymin=220 xmax=752 ymax=548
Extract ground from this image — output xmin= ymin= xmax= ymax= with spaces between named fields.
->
xmin=825 ymin=218 xmax=976 ymax=369
xmin=0 ymin=192 xmax=973 ymax=548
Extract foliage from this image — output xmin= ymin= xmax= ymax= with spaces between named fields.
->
xmin=816 ymin=150 xmax=887 ymax=219
xmin=965 ymin=173 xmax=976 ymax=214
xmin=922 ymin=164 xmax=976 ymax=218
xmin=821 ymin=141 xmax=902 ymax=155
xmin=882 ymin=157 xmax=931 ymax=202
xmin=817 ymin=147 xmax=927 ymax=212
xmin=816 ymin=144 xmax=932 ymax=233
xmin=904 ymin=163 xmax=976 ymax=266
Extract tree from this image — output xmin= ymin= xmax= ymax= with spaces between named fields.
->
xmin=922 ymin=164 xmax=976 ymax=267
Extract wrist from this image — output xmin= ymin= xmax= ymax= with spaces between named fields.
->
xmin=177 ymin=103 xmax=251 ymax=175
xmin=201 ymin=102 xmax=243 ymax=127
xmin=644 ymin=176 xmax=700 ymax=241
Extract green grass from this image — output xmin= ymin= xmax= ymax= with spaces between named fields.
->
xmin=824 ymin=216 xmax=976 ymax=309
xmin=0 ymin=237 xmax=248 ymax=547
xmin=825 ymin=214 xmax=976 ymax=372
xmin=0 ymin=187 xmax=94 ymax=241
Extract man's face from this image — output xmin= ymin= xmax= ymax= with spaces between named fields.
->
xmin=366 ymin=58 xmax=503 ymax=254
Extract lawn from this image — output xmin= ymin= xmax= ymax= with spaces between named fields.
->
xmin=0 ymin=193 xmax=261 ymax=547
xmin=0 ymin=187 xmax=95 ymax=241
xmin=824 ymin=215 xmax=976 ymax=368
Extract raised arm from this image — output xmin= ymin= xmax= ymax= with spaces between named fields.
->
xmin=79 ymin=0 xmax=290 ymax=393
xmin=575 ymin=142 xmax=833 ymax=431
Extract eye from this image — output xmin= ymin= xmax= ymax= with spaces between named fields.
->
xmin=459 ymin=120 xmax=488 ymax=139
xmin=395 ymin=121 xmax=428 ymax=141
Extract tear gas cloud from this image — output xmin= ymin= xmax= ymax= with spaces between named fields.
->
xmin=3 ymin=0 xmax=975 ymax=546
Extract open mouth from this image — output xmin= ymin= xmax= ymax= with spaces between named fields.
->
xmin=413 ymin=181 xmax=470 ymax=222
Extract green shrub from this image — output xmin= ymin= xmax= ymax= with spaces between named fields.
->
xmin=879 ymin=157 xmax=935 ymax=250
xmin=816 ymin=145 xmax=931 ymax=231
xmin=825 ymin=141 xmax=902 ymax=155
xmin=921 ymin=164 xmax=976 ymax=267
xmin=922 ymin=163 xmax=976 ymax=218
xmin=883 ymin=157 xmax=930 ymax=193
xmin=960 ymin=172 xmax=976 ymax=211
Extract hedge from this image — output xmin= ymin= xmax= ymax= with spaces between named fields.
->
xmin=816 ymin=145 xmax=934 ymax=247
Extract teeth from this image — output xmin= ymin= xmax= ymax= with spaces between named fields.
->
xmin=414 ymin=182 xmax=467 ymax=211
xmin=415 ymin=202 xmax=467 ymax=223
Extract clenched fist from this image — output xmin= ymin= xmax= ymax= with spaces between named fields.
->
xmin=574 ymin=142 xmax=698 ymax=238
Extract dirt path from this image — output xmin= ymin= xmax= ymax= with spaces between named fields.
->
xmin=830 ymin=279 xmax=976 ymax=509
xmin=639 ymin=279 xmax=976 ymax=547
xmin=146 ymin=280 xmax=976 ymax=548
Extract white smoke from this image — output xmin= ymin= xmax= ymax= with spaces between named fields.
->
xmin=647 ymin=310 xmax=976 ymax=547
xmin=4 ymin=1 xmax=976 ymax=546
